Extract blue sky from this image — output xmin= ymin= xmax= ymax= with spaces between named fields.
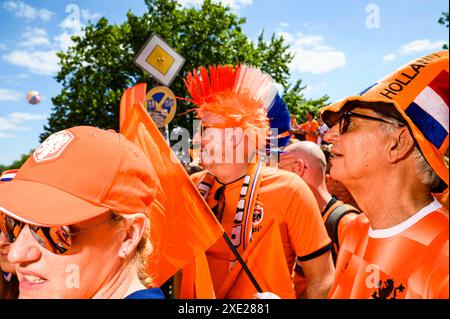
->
xmin=0 ymin=0 xmax=448 ymax=165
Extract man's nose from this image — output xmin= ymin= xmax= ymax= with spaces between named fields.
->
xmin=324 ymin=124 xmax=340 ymax=143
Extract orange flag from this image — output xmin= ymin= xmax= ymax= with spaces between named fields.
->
xmin=119 ymin=83 xmax=224 ymax=287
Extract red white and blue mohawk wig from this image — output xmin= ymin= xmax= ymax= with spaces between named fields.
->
xmin=184 ymin=65 xmax=291 ymax=152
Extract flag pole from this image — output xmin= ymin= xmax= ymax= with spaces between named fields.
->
xmin=222 ymin=233 xmax=263 ymax=293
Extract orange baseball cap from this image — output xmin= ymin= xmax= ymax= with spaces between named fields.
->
xmin=321 ymin=50 xmax=449 ymax=188
xmin=0 ymin=126 xmax=159 ymax=226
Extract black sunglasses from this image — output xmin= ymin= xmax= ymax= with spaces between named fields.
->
xmin=339 ymin=111 xmax=403 ymax=135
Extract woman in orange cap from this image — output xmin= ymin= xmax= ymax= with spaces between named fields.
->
xmin=0 ymin=126 xmax=164 ymax=299
xmin=0 ymin=169 xmax=19 ymax=299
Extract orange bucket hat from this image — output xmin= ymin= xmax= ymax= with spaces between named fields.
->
xmin=0 ymin=126 xmax=159 ymax=226
xmin=321 ymin=50 xmax=449 ymax=188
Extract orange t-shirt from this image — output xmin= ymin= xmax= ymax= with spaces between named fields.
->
xmin=300 ymin=120 xmax=319 ymax=143
xmin=191 ymin=167 xmax=331 ymax=295
xmin=329 ymin=200 xmax=449 ymax=299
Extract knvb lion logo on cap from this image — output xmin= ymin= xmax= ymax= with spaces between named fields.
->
xmin=33 ymin=130 xmax=75 ymax=163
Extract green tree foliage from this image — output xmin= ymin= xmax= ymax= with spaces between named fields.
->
xmin=42 ymin=0 xmax=329 ymax=142
xmin=0 ymin=150 xmax=33 ymax=172
xmin=438 ymin=11 xmax=449 ymax=49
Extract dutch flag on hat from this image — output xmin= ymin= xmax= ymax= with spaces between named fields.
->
xmin=405 ymin=70 xmax=449 ymax=150
xmin=0 ymin=171 xmax=16 ymax=182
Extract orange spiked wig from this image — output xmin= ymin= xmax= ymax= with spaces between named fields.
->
xmin=184 ymin=65 xmax=276 ymax=133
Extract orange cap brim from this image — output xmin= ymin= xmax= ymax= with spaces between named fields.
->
xmin=0 ymin=180 xmax=109 ymax=226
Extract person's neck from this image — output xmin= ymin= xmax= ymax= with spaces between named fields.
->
xmin=209 ymin=162 xmax=251 ymax=184
xmin=92 ymin=258 xmax=146 ymax=299
xmin=311 ymin=184 xmax=333 ymax=213
xmin=347 ymin=175 xmax=433 ymax=230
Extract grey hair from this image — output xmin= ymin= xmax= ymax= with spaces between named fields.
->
xmin=378 ymin=115 xmax=441 ymax=188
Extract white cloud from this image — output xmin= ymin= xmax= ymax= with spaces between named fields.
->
xmin=382 ymin=53 xmax=396 ymax=62
xmin=2 ymin=0 xmax=54 ymax=22
xmin=291 ymin=48 xmax=346 ymax=74
xmin=383 ymin=39 xmax=446 ymax=62
xmin=1 ymin=5 xmax=96 ymax=77
xmin=9 ymin=112 xmax=47 ymax=122
xmin=0 ymin=117 xmax=27 ymax=131
xmin=0 ymin=43 xmax=7 ymax=50
xmin=57 ymin=7 xmax=87 ymax=50
xmin=294 ymin=35 xmax=324 ymax=47
xmin=0 ymin=132 xmax=15 ymax=138
xmin=18 ymin=28 xmax=50 ymax=48
xmin=54 ymin=32 xmax=75 ymax=51
xmin=0 ymin=88 xmax=22 ymax=101
xmin=279 ymin=32 xmax=346 ymax=74
xmin=0 ymin=112 xmax=47 ymax=132
xmin=81 ymin=9 xmax=102 ymax=21
xmin=59 ymin=15 xmax=82 ymax=33
xmin=3 ymin=49 xmax=59 ymax=75
xmin=177 ymin=0 xmax=253 ymax=10
xmin=177 ymin=0 xmax=202 ymax=6
xmin=279 ymin=22 xmax=289 ymax=28
xmin=304 ymin=82 xmax=327 ymax=95
xmin=2 ymin=5 xmax=92 ymax=75
xmin=276 ymin=31 xmax=294 ymax=44
xmin=399 ymin=39 xmax=447 ymax=55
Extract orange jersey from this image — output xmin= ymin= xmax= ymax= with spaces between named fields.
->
xmin=300 ymin=120 xmax=319 ymax=143
xmin=329 ymin=200 xmax=449 ymax=299
xmin=191 ymin=166 xmax=331 ymax=297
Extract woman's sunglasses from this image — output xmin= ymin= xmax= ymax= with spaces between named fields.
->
xmin=0 ymin=212 xmax=121 ymax=255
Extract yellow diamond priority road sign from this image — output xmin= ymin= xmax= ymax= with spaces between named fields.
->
xmin=146 ymin=45 xmax=175 ymax=75
xmin=134 ymin=34 xmax=185 ymax=87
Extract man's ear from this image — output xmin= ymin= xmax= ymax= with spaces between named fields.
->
xmin=119 ymin=214 xmax=147 ymax=259
xmin=386 ymin=127 xmax=415 ymax=163
xmin=295 ymin=159 xmax=307 ymax=176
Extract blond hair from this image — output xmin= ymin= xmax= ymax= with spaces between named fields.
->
xmin=115 ymin=213 xmax=154 ymax=287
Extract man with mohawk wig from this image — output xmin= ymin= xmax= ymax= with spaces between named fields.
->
xmin=179 ymin=65 xmax=334 ymax=299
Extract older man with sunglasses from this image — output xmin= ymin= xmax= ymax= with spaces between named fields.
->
xmin=320 ymin=51 xmax=449 ymax=299
xmin=0 ymin=126 xmax=164 ymax=299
